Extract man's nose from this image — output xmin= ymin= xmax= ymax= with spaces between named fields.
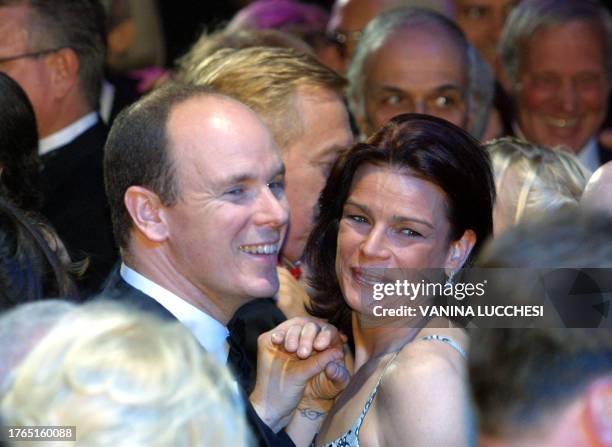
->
xmin=558 ymin=79 xmax=579 ymax=113
xmin=255 ymin=187 xmax=290 ymax=229
xmin=415 ymin=100 xmax=427 ymax=115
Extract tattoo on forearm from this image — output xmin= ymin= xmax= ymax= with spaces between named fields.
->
xmin=298 ymin=408 xmax=326 ymax=421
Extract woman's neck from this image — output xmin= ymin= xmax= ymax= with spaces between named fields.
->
xmin=351 ymin=312 xmax=423 ymax=371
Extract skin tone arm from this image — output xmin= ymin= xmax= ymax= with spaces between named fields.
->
xmin=375 ymin=349 xmax=472 ymax=446
xmin=250 ymin=317 xmax=350 ymax=442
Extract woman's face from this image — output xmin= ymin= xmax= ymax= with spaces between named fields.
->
xmin=335 ymin=163 xmax=459 ymax=312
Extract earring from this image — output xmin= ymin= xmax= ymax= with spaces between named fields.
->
xmin=445 ymin=270 xmax=455 ymax=286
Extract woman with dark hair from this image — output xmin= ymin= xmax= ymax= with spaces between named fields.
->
xmin=0 ymin=197 xmax=79 ymax=311
xmin=306 ymin=114 xmax=495 ymax=446
xmin=0 ymin=73 xmax=41 ymax=211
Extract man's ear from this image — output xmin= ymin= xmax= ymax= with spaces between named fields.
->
xmin=585 ymin=375 xmax=612 ymax=445
xmin=445 ymin=229 xmax=476 ymax=276
xmin=47 ymin=47 xmax=80 ymax=100
xmin=124 ymin=186 xmax=169 ymax=243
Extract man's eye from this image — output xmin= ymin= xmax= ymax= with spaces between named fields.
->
xmin=226 ymin=186 xmax=246 ymax=196
xmin=575 ymin=73 xmax=603 ymax=89
xmin=268 ymin=180 xmax=284 ymax=189
xmin=433 ymin=96 xmax=456 ymax=109
xmin=531 ymin=74 xmax=559 ymax=88
xmin=383 ymin=94 xmax=403 ymax=106
xmin=463 ymin=6 xmax=488 ymax=19
xmin=267 ymin=180 xmax=286 ymax=199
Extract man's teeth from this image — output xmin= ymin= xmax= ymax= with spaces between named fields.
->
xmin=546 ymin=117 xmax=577 ymax=128
xmin=239 ymin=244 xmax=279 ymax=254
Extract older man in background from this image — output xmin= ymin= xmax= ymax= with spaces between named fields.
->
xmin=347 ymin=7 xmax=493 ymax=139
xmin=498 ymin=0 xmax=612 ymax=171
xmin=0 ymin=0 xmax=116 ymax=294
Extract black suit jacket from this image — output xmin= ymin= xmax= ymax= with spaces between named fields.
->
xmin=99 ymin=268 xmax=294 ymax=447
xmin=598 ymin=142 xmax=612 ymax=165
xmin=41 ymin=118 xmax=118 ymax=296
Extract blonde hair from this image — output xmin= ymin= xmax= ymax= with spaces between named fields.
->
xmin=1 ymin=301 xmax=250 ymax=447
xmin=486 ymin=137 xmax=591 ymax=228
xmin=181 ymin=46 xmax=347 ymax=149
xmin=176 ymin=28 xmax=314 ymax=77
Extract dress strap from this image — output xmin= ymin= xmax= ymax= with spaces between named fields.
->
xmin=420 ymin=334 xmax=467 ymax=358
xmin=353 ymin=350 xmax=401 ymax=435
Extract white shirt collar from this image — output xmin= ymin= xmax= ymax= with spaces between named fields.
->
xmin=576 ymin=137 xmax=598 ymax=173
xmin=513 ymin=123 xmax=597 ymax=172
xmin=38 ymin=112 xmax=99 ymax=156
xmin=99 ymin=80 xmax=115 ymax=125
xmin=120 ymin=263 xmax=230 ymax=364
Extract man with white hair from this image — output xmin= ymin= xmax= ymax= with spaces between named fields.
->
xmin=498 ymin=0 xmax=612 ymax=171
xmin=347 ymin=7 xmax=493 ymax=139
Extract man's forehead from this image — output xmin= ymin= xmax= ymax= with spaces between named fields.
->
xmin=166 ymin=94 xmax=279 ymax=170
xmin=167 ymin=94 xmax=260 ymax=142
xmin=0 ymin=7 xmax=31 ymax=51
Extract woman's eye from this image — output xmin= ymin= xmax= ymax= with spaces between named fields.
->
xmin=399 ymin=228 xmax=422 ymax=237
xmin=348 ymin=214 xmax=368 ymax=224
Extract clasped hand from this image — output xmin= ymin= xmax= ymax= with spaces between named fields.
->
xmin=250 ymin=317 xmax=350 ymax=432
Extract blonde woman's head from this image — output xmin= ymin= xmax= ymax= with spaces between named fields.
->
xmin=485 ymin=137 xmax=591 ymax=235
xmin=1 ymin=300 xmax=250 ymax=447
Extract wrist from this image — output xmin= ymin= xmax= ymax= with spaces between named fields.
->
xmin=249 ymin=392 xmax=285 ymax=433
xmin=298 ymin=396 xmax=335 ymax=414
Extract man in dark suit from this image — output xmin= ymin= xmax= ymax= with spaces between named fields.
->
xmin=0 ymin=0 xmax=117 ymax=294
xmin=102 ymin=83 xmax=348 ymax=446
xmin=498 ymin=0 xmax=612 ymax=171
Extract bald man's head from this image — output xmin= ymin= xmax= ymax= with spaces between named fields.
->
xmin=581 ymin=161 xmax=612 ymax=215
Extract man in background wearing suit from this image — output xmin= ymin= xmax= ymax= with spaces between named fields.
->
xmin=498 ymin=0 xmax=612 ymax=171
xmin=0 ymin=0 xmax=116 ymax=294
xmin=102 ymin=83 xmax=348 ymax=447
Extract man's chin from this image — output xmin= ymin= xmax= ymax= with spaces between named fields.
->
xmin=247 ymin=278 xmax=280 ymax=299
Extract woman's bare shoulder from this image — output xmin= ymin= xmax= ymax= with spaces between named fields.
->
xmin=373 ymin=337 xmax=471 ymax=445
xmin=381 ymin=332 xmax=466 ymax=402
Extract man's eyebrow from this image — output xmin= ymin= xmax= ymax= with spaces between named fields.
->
xmin=377 ymin=85 xmax=405 ymax=95
xmin=432 ymin=84 xmax=465 ymax=94
xmin=218 ymin=164 xmax=285 ymax=186
xmin=220 ymin=173 xmax=254 ymax=186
